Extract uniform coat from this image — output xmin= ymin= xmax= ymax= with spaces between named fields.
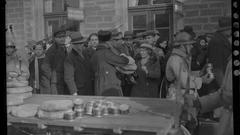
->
xmin=90 ymin=43 xmax=129 ymax=96
xmin=64 ymin=46 xmax=94 ymax=95
xmin=131 ymin=57 xmax=161 ymax=98
xmin=165 ymin=48 xmax=202 ymax=102
xmin=199 ymin=59 xmax=233 ymax=135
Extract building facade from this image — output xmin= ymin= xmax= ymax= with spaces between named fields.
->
xmin=6 ymin=0 xmax=231 ymax=60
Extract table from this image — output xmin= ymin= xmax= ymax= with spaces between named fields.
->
xmin=7 ymin=94 xmax=182 ymax=135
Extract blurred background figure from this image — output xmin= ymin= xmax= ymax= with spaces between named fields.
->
xmin=131 ymin=43 xmax=161 ymax=98
xmin=83 ymin=33 xmax=99 ymax=60
xmin=6 ymin=41 xmax=30 ymax=82
xmin=191 ymin=35 xmax=208 ymax=71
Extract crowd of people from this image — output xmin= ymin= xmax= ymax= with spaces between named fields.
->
xmin=6 ymin=16 xmax=233 ymax=135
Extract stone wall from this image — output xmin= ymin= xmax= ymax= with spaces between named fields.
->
xmin=182 ymin=0 xmax=231 ymax=36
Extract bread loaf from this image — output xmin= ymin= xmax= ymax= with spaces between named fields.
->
xmin=7 ymin=86 xmax=33 ymax=94
xmin=11 ymin=104 xmax=39 ymax=118
xmin=7 ymin=80 xmax=28 ymax=88
xmin=8 ymin=92 xmax=32 ymax=100
xmin=7 ymin=94 xmax=24 ymax=106
xmin=39 ymin=100 xmax=74 ymax=112
xmin=37 ymin=109 xmax=72 ymax=119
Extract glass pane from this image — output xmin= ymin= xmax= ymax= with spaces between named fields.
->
xmin=133 ymin=29 xmax=146 ymax=35
xmin=156 ymin=29 xmax=169 ymax=41
xmin=128 ymin=0 xmax=150 ymax=7
xmin=138 ymin=0 xmax=149 ymax=5
xmin=52 ymin=0 xmax=64 ymax=12
xmin=152 ymin=0 xmax=171 ymax=4
xmin=64 ymin=0 xmax=79 ymax=11
xmin=155 ymin=13 xmax=169 ymax=28
xmin=44 ymin=0 xmax=53 ymax=13
xmin=133 ymin=15 xmax=147 ymax=29
xmin=47 ymin=20 xmax=60 ymax=36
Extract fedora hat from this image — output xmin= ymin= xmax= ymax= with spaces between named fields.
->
xmin=217 ymin=16 xmax=231 ymax=32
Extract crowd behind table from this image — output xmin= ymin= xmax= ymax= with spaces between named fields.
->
xmin=6 ymin=16 xmax=233 ymax=135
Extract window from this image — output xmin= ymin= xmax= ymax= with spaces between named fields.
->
xmin=128 ymin=0 xmax=173 ymax=41
xmin=44 ymin=0 xmax=80 ymax=37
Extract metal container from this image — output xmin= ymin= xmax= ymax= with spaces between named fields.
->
xmin=64 ymin=111 xmax=76 ymax=121
xmin=85 ymin=102 xmax=94 ymax=115
xmin=93 ymin=107 xmax=103 ymax=117
xmin=75 ymin=108 xmax=84 ymax=118
xmin=74 ymin=99 xmax=85 ymax=110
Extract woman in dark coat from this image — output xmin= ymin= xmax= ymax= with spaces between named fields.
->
xmin=131 ymin=43 xmax=161 ymax=98
xmin=64 ymin=38 xmax=94 ymax=95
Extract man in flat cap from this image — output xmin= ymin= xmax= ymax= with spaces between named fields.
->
xmin=41 ymin=24 xmax=74 ymax=95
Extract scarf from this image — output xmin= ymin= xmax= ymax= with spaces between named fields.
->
xmin=34 ymin=54 xmax=45 ymax=91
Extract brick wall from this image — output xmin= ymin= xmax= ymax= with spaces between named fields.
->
xmin=81 ymin=0 xmax=118 ymax=36
xmin=6 ymin=0 xmax=36 ymax=61
xmin=182 ymin=0 xmax=231 ymax=36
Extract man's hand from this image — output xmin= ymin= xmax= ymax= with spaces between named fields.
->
xmin=201 ymin=73 xmax=214 ymax=84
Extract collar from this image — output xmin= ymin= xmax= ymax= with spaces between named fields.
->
xmin=35 ymin=54 xmax=45 ymax=59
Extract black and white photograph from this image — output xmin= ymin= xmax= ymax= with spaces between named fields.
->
xmin=5 ymin=0 xmax=238 ymax=135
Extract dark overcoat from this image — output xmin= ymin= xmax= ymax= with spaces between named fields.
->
xmin=207 ymin=31 xmax=231 ymax=87
xmin=90 ymin=43 xmax=129 ymax=96
xmin=29 ymin=57 xmax=51 ymax=94
xmin=131 ymin=57 xmax=161 ymax=98
xmin=64 ymin=46 xmax=94 ymax=95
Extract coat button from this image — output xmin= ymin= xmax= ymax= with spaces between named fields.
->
xmin=106 ymin=71 xmax=109 ymax=74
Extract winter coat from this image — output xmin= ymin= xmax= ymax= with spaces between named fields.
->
xmin=41 ymin=42 xmax=69 ymax=95
xmin=131 ymin=57 xmax=161 ymax=98
xmin=29 ymin=56 xmax=51 ymax=94
xmin=165 ymin=48 xmax=202 ymax=102
xmin=199 ymin=58 xmax=233 ymax=135
xmin=64 ymin=46 xmax=94 ymax=95
xmin=90 ymin=43 xmax=129 ymax=96
xmin=207 ymin=31 xmax=231 ymax=87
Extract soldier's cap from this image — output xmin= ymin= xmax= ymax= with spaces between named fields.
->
xmin=123 ymin=31 xmax=134 ymax=39
xmin=217 ymin=16 xmax=232 ymax=32
xmin=173 ymin=31 xmax=196 ymax=47
xmin=143 ymin=30 xmax=156 ymax=37
xmin=139 ymin=43 xmax=154 ymax=51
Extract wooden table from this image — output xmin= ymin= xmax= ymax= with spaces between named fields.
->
xmin=7 ymin=94 xmax=182 ymax=135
